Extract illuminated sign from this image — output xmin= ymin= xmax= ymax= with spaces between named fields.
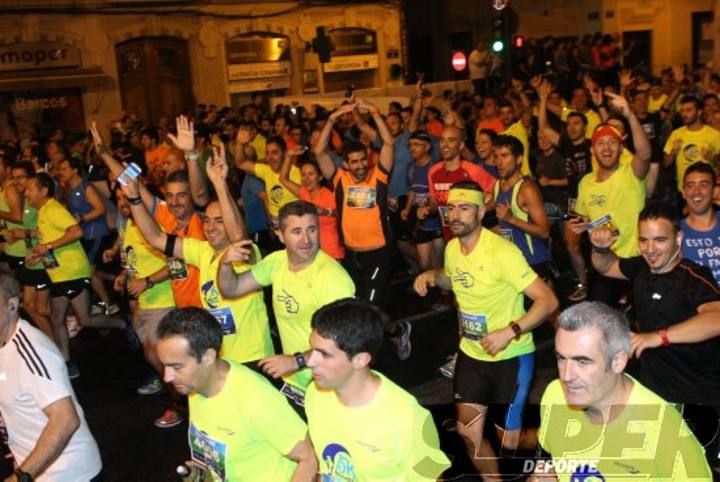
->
xmin=0 ymin=42 xmax=81 ymax=72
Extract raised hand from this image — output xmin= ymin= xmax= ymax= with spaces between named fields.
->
xmin=206 ymin=143 xmax=228 ymax=184
xmin=619 ymin=69 xmax=635 ymax=88
xmin=235 ymin=126 xmax=252 ymax=145
xmin=222 ymin=239 xmax=254 ymax=263
xmin=90 ymin=121 xmax=107 ymax=155
xmin=606 ymin=92 xmax=631 ymax=117
xmin=167 ymin=115 xmax=195 ymax=152
xmin=589 ymin=225 xmax=617 ymax=249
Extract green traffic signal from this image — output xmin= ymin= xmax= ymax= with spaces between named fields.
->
xmin=492 ymin=40 xmax=504 ymax=52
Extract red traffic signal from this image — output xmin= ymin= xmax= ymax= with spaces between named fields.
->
xmin=513 ymin=35 xmax=524 ymax=48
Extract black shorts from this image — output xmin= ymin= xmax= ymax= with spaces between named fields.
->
xmin=49 ymin=278 xmax=90 ymax=299
xmin=389 ymin=196 xmax=414 ymax=242
xmin=414 ymin=228 xmax=443 ymax=245
xmin=19 ymin=267 xmax=50 ymax=290
xmin=454 ymin=350 xmax=534 ymax=431
xmin=1 ymin=254 xmax=25 ymax=272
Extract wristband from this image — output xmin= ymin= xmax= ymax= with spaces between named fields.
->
xmin=164 ymin=234 xmax=178 ymax=257
xmin=657 ymin=328 xmax=670 ymax=347
xmin=509 ymin=321 xmax=522 ymax=340
xmin=294 ymin=352 xmax=307 ymax=369
xmin=127 ymin=196 xmax=142 ymax=206
xmin=592 ymin=245 xmax=611 ymax=254
xmin=185 ymin=149 xmax=199 ymax=162
xmin=145 ymin=277 xmax=154 ymax=289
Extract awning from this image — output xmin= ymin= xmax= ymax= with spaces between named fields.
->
xmin=0 ymin=67 xmax=114 ymax=91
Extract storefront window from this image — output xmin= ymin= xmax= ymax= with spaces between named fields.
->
xmin=0 ymin=88 xmax=85 ymax=141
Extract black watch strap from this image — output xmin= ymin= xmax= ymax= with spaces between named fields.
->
xmin=293 ymin=352 xmax=307 ymax=369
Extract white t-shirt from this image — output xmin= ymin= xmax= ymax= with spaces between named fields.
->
xmin=0 ymin=319 xmax=102 ymax=481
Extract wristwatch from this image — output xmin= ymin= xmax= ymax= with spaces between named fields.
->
xmin=15 ymin=469 xmax=33 ymax=482
xmin=185 ymin=149 xmax=199 ymax=162
xmin=294 ymin=352 xmax=307 ymax=369
xmin=509 ymin=321 xmax=522 ymax=340
xmin=145 ymin=277 xmax=155 ymax=289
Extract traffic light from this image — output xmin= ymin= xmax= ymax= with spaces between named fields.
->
xmin=513 ymin=35 xmax=524 ymax=49
xmin=312 ymin=26 xmax=333 ymax=64
xmin=491 ymin=13 xmax=505 ymax=53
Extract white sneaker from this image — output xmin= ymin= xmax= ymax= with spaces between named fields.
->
xmin=439 ymin=353 xmax=457 ymax=378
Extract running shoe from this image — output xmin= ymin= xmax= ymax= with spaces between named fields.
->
xmin=568 ymin=284 xmax=587 ymax=302
xmin=153 ymin=407 xmax=185 ymax=429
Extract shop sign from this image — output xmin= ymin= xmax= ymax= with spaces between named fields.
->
xmin=227 ymin=61 xmax=291 ymax=81
xmin=0 ymin=42 xmax=81 ymax=72
xmin=323 ymin=54 xmax=379 ymax=73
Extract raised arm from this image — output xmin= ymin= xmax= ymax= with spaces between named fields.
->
xmin=535 ymin=78 xmax=561 ymax=146
xmin=352 ymin=107 xmax=379 ymax=144
xmin=234 ymin=126 xmax=259 ymax=175
xmin=90 ymin=121 xmax=155 ymax=208
xmin=589 ymin=227 xmax=626 ymax=280
xmin=167 ymin=115 xmax=210 ymax=207
xmin=314 ymin=104 xmax=355 ymax=180
xmin=206 ymin=144 xmax=248 ymax=245
xmin=121 ymin=177 xmax=182 ymax=258
xmin=607 ymin=92 xmax=651 ymax=179
xmin=358 ymin=98 xmax=395 ymax=173
xmin=407 ymin=82 xmax=424 ymax=133
xmin=278 ymin=149 xmax=302 ymax=198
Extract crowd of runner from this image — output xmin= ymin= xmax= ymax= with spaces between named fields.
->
xmin=1 ymin=60 xmax=720 ymax=481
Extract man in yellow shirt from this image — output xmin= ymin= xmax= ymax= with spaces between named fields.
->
xmin=533 ymin=301 xmax=711 ymax=482
xmin=305 ymin=298 xmax=450 ymax=481
xmin=414 ymin=181 xmax=558 ymax=480
xmin=156 ymin=307 xmax=317 ymax=482
xmin=236 ymin=131 xmax=301 ymax=234
xmin=218 ymin=200 xmax=355 ymax=410
xmin=663 ymin=95 xmax=720 ymax=191
xmin=121 ymin=151 xmax=273 ymax=368
xmin=567 ymin=93 xmax=651 ymax=307
xmin=498 ymin=100 xmax=532 ymax=176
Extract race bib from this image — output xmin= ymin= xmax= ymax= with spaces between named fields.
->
xmin=189 ymin=423 xmax=227 ymax=481
xmin=346 ymin=186 xmax=376 ymax=208
xmin=438 ymin=205 xmax=450 ymax=227
xmin=209 ymin=306 xmax=237 ymax=335
xmin=280 ymin=382 xmax=306 ymax=407
xmin=587 ymin=214 xmax=619 ymax=236
xmin=168 ymin=257 xmax=188 ymax=280
xmin=499 ymin=228 xmax=514 ymax=243
xmin=459 ymin=312 xmax=488 ymax=341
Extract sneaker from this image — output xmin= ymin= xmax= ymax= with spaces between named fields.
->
xmin=90 ymin=304 xmax=103 ymax=316
xmin=105 ymin=303 xmax=120 ymax=316
xmin=153 ymin=407 xmax=185 ymax=429
xmin=66 ymin=361 xmax=80 ymax=380
xmin=568 ymin=284 xmax=587 ymax=302
xmin=439 ymin=353 xmax=457 ymax=379
xmin=394 ymin=320 xmax=412 ymax=361
xmin=137 ymin=375 xmax=163 ymax=395
xmin=65 ymin=315 xmax=82 ymax=339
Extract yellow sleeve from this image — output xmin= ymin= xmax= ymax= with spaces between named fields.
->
xmin=253 ymin=163 xmax=270 ymax=183
xmin=663 ymin=130 xmax=677 ymax=154
xmin=49 ymin=201 xmax=78 ymax=231
xmin=182 ymin=238 xmax=203 ymax=267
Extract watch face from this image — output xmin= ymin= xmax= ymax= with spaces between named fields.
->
xmin=16 ymin=471 xmax=32 ymax=482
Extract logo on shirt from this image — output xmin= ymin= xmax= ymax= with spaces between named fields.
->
xmin=682 ymin=143 xmax=709 ymax=162
xmin=321 ymin=443 xmax=356 ymax=481
xmin=452 ymin=268 xmax=475 ymax=288
xmin=270 ymin=184 xmax=284 ymax=206
xmin=276 ymin=289 xmax=299 ymax=314
xmin=201 ymin=280 xmax=221 ymax=308
xmin=588 ymin=194 xmax=607 ymax=208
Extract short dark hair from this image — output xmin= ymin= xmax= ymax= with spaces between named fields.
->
xmin=684 ymin=161 xmax=716 ymax=185
xmin=11 ymin=161 xmax=34 ymax=178
xmin=60 ymin=156 xmax=84 ymax=176
xmin=566 ymin=111 xmax=588 ymax=126
xmin=140 ymin=127 xmax=160 ymax=143
xmin=638 ymin=201 xmax=679 ymax=233
xmin=33 ymin=172 xmax=55 ymax=198
xmin=265 ymin=135 xmax=286 ymax=153
xmin=279 ymin=200 xmax=318 ymax=231
xmin=311 ymin=298 xmax=384 ymax=360
xmin=477 ymin=128 xmax=498 ymax=143
xmin=494 ymin=134 xmax=524 ymax=158
xmin=165 ymin=169 xmax=190 ymax=187
xmin=156 ymin=308 xmax=223 ymax=362
xmin=450 ymin=180 xmax=483 ymax=192
xmin=680 ymin=95 xmax=703 ymax=110
xmin=343 ymin=140 xmax=366 ymax=160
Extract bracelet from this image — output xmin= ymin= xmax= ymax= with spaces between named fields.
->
xmin=185 ymin=149 xmax=199 ymax=162
xmin=127 ymin=196 xmax=142 ymax=206
xmin=294 ymin=352 xmax=307 ymax=369
xmin=592 ymin=245 xmax=611 ymax=254
xmin=657 ymin=328 xmax=670 ymax=347
xmin=509 ymin=321 xmax=522 ymax=340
